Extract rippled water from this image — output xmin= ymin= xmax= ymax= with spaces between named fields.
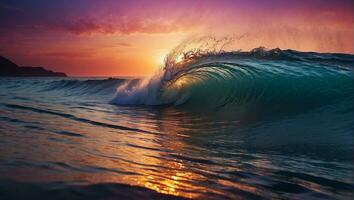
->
xmin=0 ymin=75 xmax=353 ymax=200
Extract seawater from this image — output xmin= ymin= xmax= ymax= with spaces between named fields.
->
xmin=0 ymin=48 xmax=353 ymax=199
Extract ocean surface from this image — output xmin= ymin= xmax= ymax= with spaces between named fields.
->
xmin=0 ymin=48 xmax=353 ymax=199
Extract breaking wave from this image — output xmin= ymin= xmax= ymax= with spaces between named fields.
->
xmin=111 ymin=38 xmax=354 ymax=114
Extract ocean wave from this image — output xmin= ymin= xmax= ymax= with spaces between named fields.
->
xmin=0 ymin=77 xmax=127 ymax=99
xmin=4 ymin=103 xmax=155 ymax=134
xmin=41 ymin=78 xmax=127 ymax=96
xmin=111 ymin=44 xmax=354 ymax=114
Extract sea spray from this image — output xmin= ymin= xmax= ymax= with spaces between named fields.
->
xmin=111 ymin=38 xmax=354 ymax=112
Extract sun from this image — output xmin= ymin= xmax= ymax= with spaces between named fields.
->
xmin=156 ymin=50 xmax=168 ymax=66
xmin=175 ymin=54 xmax=184 ymax=63
xmin=157 ymin=54 xmax=166 ymax=66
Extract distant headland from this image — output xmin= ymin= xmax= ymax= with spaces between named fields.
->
xmin=0 ymin=56 xmax=67 ymax=77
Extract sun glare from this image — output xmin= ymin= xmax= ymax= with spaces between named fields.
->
xmin=175 ymin=54 xmax=184 ymax=63
xmin=156 ymin=50 xmax=168 ymax=66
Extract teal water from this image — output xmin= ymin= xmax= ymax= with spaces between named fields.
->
xmin=0 ymin=48 xmax=353 ymax=199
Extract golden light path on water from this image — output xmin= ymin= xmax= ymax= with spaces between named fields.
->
xmin=0 ymin=98 xmax=286 ymax=199
xmin=124 ymin=108 xmax=208 ymax=198
xmin=1 ymin=100 xmax=350 ymax=199
xmin=67 ymin=105 xmax=262 ymax=199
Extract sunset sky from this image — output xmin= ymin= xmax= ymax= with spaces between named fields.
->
xmin=0 ymin=0 xmax=353 ymax=76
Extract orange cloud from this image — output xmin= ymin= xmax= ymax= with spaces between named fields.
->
xmin=51 ymin=17 xmax=198 ymax=36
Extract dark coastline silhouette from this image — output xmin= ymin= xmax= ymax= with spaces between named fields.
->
xmin=0 ymin=56 xmax=66 ymax=77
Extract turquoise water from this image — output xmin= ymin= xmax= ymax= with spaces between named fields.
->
xmin=0 ymin=49 xmax=353 ymax=199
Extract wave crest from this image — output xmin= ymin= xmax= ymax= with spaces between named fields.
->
xmin=111 ymin=38 xmax=354 ymax=112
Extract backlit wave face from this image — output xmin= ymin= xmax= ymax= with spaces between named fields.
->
xmin=111 ymin=38 xmax=354 ymax=118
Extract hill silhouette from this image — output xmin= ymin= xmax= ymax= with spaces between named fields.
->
xmin=0 ymin=56 xmax=67 ymax=77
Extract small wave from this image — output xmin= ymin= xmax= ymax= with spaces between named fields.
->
xmin=54 ymin=130 xmax=84 ymax=137
xmin=41 ymin=78 xmax=126 ymax=97
xmin=0 ymin=180 xmax=187 ymax=200
xmin=4 ymin=103 xmax=155 ymax=134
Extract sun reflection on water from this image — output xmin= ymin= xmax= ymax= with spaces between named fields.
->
xmin=131 ymin=109 xmax=207 ymax=198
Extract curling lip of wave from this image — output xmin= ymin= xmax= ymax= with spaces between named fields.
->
xmin=110 ymin=47 xmax=354 ymax=109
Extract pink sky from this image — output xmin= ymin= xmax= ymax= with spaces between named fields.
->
xmin=0 ymin=0 xmax=353 ymax=76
